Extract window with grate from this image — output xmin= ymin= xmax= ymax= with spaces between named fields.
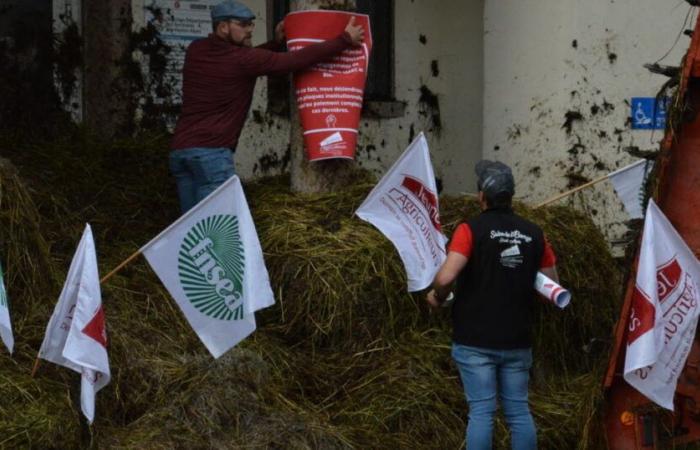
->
xmin=356 ymin=0 xmax=393 ymax=101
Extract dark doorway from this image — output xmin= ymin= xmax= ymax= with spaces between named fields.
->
xmin=0 ymin=0 xmax=62 ymax=132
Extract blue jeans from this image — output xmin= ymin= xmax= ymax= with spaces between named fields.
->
xmin=452 ymin=344 xmax=536 ymax=450
xmin=169 ymin=147 xmax=235 ymax=213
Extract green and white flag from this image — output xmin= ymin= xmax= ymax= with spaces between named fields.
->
xmin=142 ymin=176 xmax=275 ymax=358
xmin=0 ymin=262 xmax=14 ymax=354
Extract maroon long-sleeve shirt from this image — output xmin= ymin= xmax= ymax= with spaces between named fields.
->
xmin=171 ymin=33 xmax=352 ymax=151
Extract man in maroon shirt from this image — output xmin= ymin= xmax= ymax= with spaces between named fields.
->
xmin=169 ymin=0 xmax=365 ymax=212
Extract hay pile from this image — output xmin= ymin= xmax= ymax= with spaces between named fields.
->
xmin=0 ymin=129 xmax=620 ymax=449
xmin=0 ymin=156 xmax=82 ymax=448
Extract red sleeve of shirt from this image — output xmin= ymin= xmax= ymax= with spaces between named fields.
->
xmin=448 ymin=223 xmax=473 ymax=258
xmin=241 ymin=34 xmax=351 ymax=77
xmin=541 ymin=237 xmax=557 ymax=268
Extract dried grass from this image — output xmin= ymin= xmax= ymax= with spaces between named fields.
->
xmin=0 ymin=130 xmax=621 ymax=449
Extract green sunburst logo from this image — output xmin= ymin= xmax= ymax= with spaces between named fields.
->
xmin=178 ymin=215 xmax=245 ymax=320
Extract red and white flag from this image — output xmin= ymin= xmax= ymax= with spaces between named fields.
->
xmin=355 ymin=132 xmax=447 ymax=291
xmin=38 ymin=224 xmax=110 ymax=423
xmin=624 ymin=200 xmax=700 ymax=410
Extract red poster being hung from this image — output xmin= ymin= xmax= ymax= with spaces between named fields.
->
xmin=285 ymin=10 xmax=372 ymax=161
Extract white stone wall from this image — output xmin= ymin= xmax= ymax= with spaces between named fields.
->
xmin=484 ymin=0 xmax=692 ymax=248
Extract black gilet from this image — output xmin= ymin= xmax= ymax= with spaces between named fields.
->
xmin=452 ymin=207 xmax=545 ymax=349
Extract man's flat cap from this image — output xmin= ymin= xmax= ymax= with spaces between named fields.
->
xmin=211 ymin=0 xmax=255 ymax=21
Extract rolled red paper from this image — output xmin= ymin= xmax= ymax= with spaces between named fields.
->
xmin=285 ymin=10 xmax=373 ymax=161
xmin=534 ymin=272 xmax=571 ymax=308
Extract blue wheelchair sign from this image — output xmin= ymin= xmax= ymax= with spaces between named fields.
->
xmin=631 ymin=97 xmax=670 ymax=130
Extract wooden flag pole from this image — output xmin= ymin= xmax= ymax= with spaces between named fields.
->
xmin=30 ymin=356 xmax=41 ymax=377
xmin=32 ymin=248 xmax=143 ymax=377
xmin=534 ymin=173 xmax=610 ymax=208
xmin=99 ymin=249 xmax=143 ymax=284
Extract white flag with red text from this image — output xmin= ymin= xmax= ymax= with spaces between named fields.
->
xmin=624 ymin=200 xmax=700 ymax=410
xmin=355 ymin=132 xmax=447 ymax=291
xmin=38 ymin=224 xmax=110 ymax=423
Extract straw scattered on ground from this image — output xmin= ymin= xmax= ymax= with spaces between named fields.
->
xmin=0 ymin=128 xmax=623 ymax=449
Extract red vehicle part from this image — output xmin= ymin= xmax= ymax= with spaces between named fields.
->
xmin=603 ymin=12 xmax=700 ymax=449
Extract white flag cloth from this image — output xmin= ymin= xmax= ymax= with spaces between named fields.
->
xmin=623 ymin=200 xmax=700 ymax=410
xmin=608 ymin=159 xmax=654 ymax=219
xmin=355 ymin=132 xmax=447 ymax=291
xmin=142 ymin=175 xmax=274 ymax=358
xmin=38 ymin=224 xmax=110 ymax=423
xmin=0 ymin=261 xmax=14 ymax=354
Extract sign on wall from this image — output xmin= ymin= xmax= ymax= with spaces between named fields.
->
xmin=630 ymin=97 xmax=670 ymax=130
xmin=144 ymin=0 xmax=219 ymax=102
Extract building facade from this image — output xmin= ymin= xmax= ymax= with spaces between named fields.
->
xmin=50 ymin=0 xmax=693 ymax=248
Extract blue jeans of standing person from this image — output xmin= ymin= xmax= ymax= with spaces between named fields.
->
xmin=452 ymin=344 xmax=536 ymax=450
xmin=169 ymin=147 xmax=235 ymax=213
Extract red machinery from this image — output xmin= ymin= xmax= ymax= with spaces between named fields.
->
xmin=603 ymin=9 xmax=700 ymax=449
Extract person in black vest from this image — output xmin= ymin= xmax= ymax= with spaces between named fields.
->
xmin=426 ymin=160 xmax=559 ymax=450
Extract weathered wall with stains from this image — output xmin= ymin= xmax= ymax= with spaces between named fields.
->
xmin=483 ymin=0 xmax=690 ymax=248
xmin=131 ymin=0 xmax=485 ymax=194
xmin=63 ymin=0 xmax=693 ymax=248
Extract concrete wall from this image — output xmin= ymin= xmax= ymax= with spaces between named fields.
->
xmin=484 ymin=0 xmax=691 ymax=247
xmin=77 ymin=0 xmax=696 ymax=248
xmin=130 ymin=0 xmax=485 ymax=194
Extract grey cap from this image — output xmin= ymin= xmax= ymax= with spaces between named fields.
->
xmin=475 ymin=160 xmax=515 ymax=197
xmin=211 ymin=0 xmax=256 ymax=21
